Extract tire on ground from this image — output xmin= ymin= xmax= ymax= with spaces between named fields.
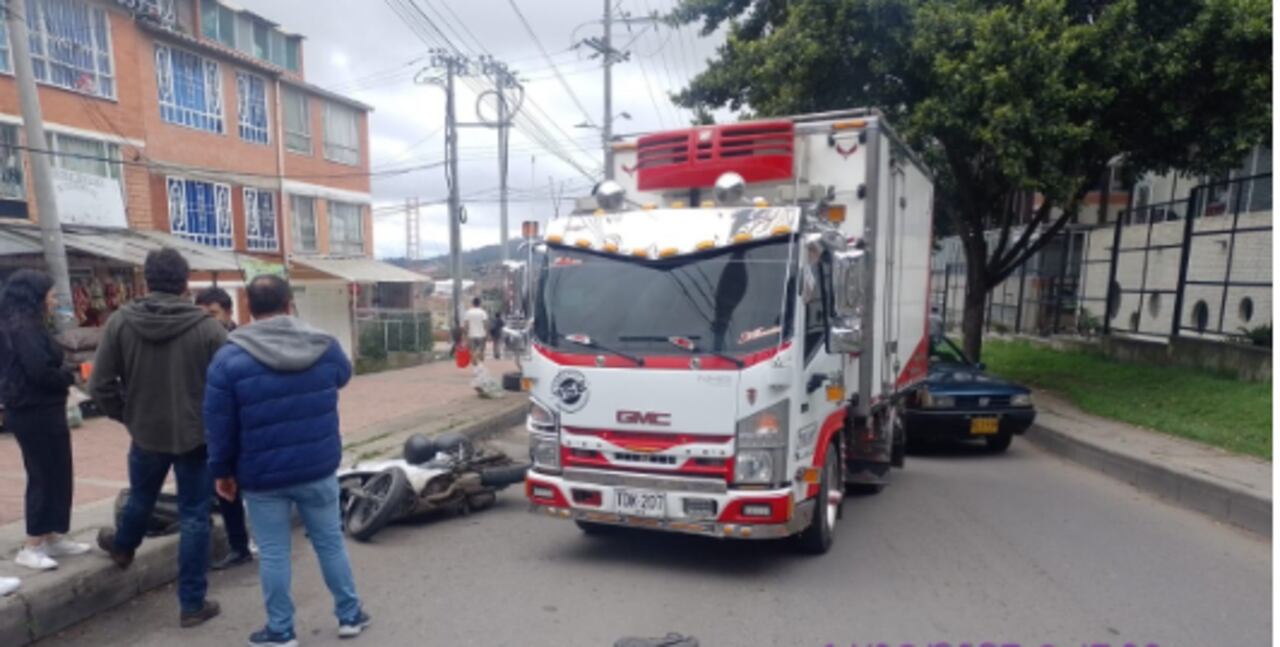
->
xmin=345 ymin=466 xmax=411 ymax=542
xmin=796 ymin=443 xmax=838 ymax=554
xmin=985 ymin=429 xmax=1014 ymax=453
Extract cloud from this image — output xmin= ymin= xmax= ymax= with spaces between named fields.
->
xmin=235 ymin=0 xmax=731 ymax=258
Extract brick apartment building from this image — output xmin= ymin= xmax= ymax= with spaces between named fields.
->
xmin=0 ymin=0 xmax=424 ymax=358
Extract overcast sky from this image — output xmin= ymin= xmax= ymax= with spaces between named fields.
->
xmin=236 ymin=0 xmax=729 ymax=259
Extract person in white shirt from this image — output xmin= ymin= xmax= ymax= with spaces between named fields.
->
xmin=462 ymin=298 xmax=489 ymax=366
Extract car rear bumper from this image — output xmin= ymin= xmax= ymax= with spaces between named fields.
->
xmin=903 ymin=408 xmax=1036 ymax=440
xmin=525 ymin=469 xmax=814 ymax=539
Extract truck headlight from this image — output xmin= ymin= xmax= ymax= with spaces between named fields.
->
xmin=1010 ymin=393 xmax=1033 ymax=407
xmin=528 ymin=398 xmax=557 ymax=432
xmin=736 ymin=400 xmax=789 ymax=448
xmin=734 ymin=449 xmax=775 ymax=484
xmin=920 ymin=391 xmax=955 ymax=409
xmin=530 ymin=433 xmax=561 ymax=472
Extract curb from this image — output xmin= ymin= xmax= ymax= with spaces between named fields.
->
xmin=1024 ymin=424 xmax=1271 ymax=537
xmin=0 ymin=401 xmax=526 ymax=646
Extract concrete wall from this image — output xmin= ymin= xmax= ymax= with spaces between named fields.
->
xmin=1031 ymin=334 xmax=1271 ymax=383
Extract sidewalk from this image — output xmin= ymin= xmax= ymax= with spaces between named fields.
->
xmin=1026 ymin=389 xmax=1271 ymax=537
xmin=0 ymin=356 xmax=527 ymax=646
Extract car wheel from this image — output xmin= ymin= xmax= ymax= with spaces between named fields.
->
xmin=796 ymin=443 xmax=840 ymax=555
xmin=985 ymin=429 xmax=1014 ymax=453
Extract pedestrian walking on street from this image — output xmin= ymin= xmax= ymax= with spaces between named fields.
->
xmin=204 ymin=275 xmax=370 ymax=647
xmin=463 ymin=297 xmax=488 ymax=366
xmin=489 ymin=311 xmax=505 ymax=360
xmin=0 ymin=270 xmax=90 ymax=571
xmin=195 ymin=287 xmax=253 ymax=571
xmin=89 ymin=249 xmax=227 ymax=628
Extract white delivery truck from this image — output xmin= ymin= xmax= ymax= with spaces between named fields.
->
xmin=518 ymin=109 xmax=933 ymax=553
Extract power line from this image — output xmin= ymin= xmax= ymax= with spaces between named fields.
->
xmin=506 ymin=0 xmax=595 ymax=126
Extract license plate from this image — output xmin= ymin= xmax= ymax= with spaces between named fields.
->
xmin=970 ymin=417 xmax=1000 ymax=435
xmin=615 ymin=488 xmax=666 ymax=518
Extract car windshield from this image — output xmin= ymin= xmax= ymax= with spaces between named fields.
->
xmin=929 ymin=335 xmax=970 ymax=364
xmin=533 ymin=240 xmax=796 ymax=355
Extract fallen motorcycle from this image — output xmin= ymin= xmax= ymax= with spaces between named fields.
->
xmin=338 ymin=432 xmax=529 ymax=542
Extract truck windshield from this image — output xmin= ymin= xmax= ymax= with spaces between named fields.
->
xmin=533 ymin=240 xmax=796 ymax=356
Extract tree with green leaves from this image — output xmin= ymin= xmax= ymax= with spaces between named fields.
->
xmin=670 ymin=0 xmax=1271 ymax=359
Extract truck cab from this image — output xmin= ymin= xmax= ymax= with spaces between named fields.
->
xmin=519 ymin=110 xmax=933 ymax=553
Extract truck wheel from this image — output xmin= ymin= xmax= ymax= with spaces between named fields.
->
xmin=345 ymin=467 xmax=411 ymax=542
xmin=985 ymin=430 xmax=1014 ymax=453
xmin=796 ymin=444 xmax=839 ymax=555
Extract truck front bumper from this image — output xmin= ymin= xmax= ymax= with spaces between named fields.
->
xmin=525 ymin=469 xmax=814 ymax=540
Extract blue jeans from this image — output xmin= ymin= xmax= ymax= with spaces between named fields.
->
xmin=243 ymin=476 xmax=361 ymax=635
xmin=114 ymin=443 xmax=211 ymax=614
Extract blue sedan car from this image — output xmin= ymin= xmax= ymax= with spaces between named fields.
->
xmin=902 ymin=335 xmax=1036 ymax=453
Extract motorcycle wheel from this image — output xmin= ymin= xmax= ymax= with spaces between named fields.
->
xmin=480 ymin=463 xmax=530 ymax=488
xmin=345 ymin=467 xmax=411 ymax=542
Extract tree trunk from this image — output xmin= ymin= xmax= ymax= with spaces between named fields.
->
xmin=961 ymin=254 xmax=988 ymax=362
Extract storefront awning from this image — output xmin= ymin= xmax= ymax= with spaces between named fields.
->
xmin=0 ymin=221 xmax=245 ymax=273
xmin=293 ymin=257 xmax=428 ymax=283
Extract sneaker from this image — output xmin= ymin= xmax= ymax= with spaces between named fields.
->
xmin=0 ymin=576 xmax=18 ymax=596
xmin=211 ymin=549 xmax=253 ymax=571
xmin=15 ymin=546 xmax=57 ymax=571
xmin=179 ymin=599 xmax=221 ymax=628
xmin=96 ymin=528 xmax=134 ymax=569
xmin=248 ymin=627 xmax=298 ymax=647
xmin=338 ymin=610 xmax=372 ymax=638
xmin=44 ymin=538 xmax=91 ymax=557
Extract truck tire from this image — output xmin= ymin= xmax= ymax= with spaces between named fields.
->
xmin=985 ymin=429 xmax=1014 ymax=453
xmin=502 ymin=371 xmax=523 ymax=392
xmin=796 ymin=444 xmax=839 ymax=555
xmin=345 ymin=467 xmax=411 ymax=542
xmin=479 ymin=463 xmax=530 ymax=488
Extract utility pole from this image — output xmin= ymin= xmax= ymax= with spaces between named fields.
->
xmin=5 ymin=0 xmax=74 ymax=331
xmin=602 ymin=0 xmax=614 ymax=179
xmin=419 ymin=50 xmax=471 ymax=337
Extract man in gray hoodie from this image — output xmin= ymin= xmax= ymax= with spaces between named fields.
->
xmin=89 ymin=248 xmax=226 ymax=628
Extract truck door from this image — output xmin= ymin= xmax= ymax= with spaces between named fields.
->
xmin=801 ymin=250 xmax=843 ymax=455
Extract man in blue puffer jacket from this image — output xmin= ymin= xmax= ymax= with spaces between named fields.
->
xmin=203 ymin=275 xmax=370 ymax=647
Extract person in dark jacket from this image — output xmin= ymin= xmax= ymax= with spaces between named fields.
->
xmin=204 ymin=275 xmax=369 ymax=647
xmin=194 ymin=286 xmax=252 ymax=571
xmin=0 ymin=270 xmax=90 ymax=571
xmin=489 ymin=311 xmax=505 ymax=360
xmin=90 ymin=249 xmax=226 ymax=629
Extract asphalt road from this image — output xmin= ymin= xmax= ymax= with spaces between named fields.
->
xmin=41 ymin=427 xmax=1270 ymax=647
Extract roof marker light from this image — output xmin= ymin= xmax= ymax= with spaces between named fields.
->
xmin=832 ymin=119 xmax=867 ymax=131
xmin=602 ymin=242 xmax=619 ymax=253
xmin=752 ymin=197 xmax=769 ymax=207
xmin=771 ymin=225 xmax=793 ymax=236
xmin=671 ymin=200 xmax=686 ymax=208
xmin=631 ymin=248 xmax=650 ymax=258
xmin=593 ymin=208 xmax=606 ymax=216
xmin=695 ymin=240 xmax=716 ymax=251
xmin=642 ymin=202 xmax=657 ymax=210
xmin=700 ymin=200 xmax=715 ymax=208
xmin=732 ymin=232 xmax=754 ymax=244
xmin=546 ymin=234 xmax=563 ymax=244
xmin=658 ymin=247 xmax=679 ymax=258
xmin=575 ymin=239 xmax=592 ymax=249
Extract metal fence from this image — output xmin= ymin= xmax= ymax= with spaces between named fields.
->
xmin=932 ymin=173 xmax=1272 ymax=342
xmin=355 ymin=309 xmax=433 ymax=360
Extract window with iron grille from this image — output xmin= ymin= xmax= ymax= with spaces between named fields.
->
xmin=283 ymin=87 xmax=310 ymax=154
xmin=291 ymin=194 xmax=317 ymax=252
xmin=0 ymin=16 xmax=11 ymax=74
xmin=323 ymin=102 xmax=360 ymax=165
xmin=167 ymin=177 xmax=232 ymax=249
xmin=244 ymin=187 xmax=277 ymax=251
xmin=236 ymin=72 xmax=269 ymax=144
xmin=155 ymin=45 xmax=224 ymax=134
xmin=24 ymin=0 xmax=116 ymax=99
xmin=328 ymin=201 xmax=364 ymax=256
xmin=0 ymin=125 xmax=23 ymax=201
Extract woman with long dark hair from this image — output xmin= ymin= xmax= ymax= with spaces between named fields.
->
xmin=0 ymin=270 xmax=89 ymax=570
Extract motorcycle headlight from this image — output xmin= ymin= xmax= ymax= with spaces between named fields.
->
xmin=920 ymin=390 xmax=955 ymax=409
xmin=528 ymin=398 xmax=557 ymax=432
xmin=736 ymin=400 xmax=789 ymax=449
xmin=734 ymin=449 xmax=776 ymax=485
xmin=530 ymin=433 xmax=561 ymax=472
xmin=1010 ymin=393 xmax=1033 ymax=408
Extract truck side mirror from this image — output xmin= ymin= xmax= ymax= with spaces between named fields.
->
xmin=828 ymin=249 xmax=866 ymax=353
